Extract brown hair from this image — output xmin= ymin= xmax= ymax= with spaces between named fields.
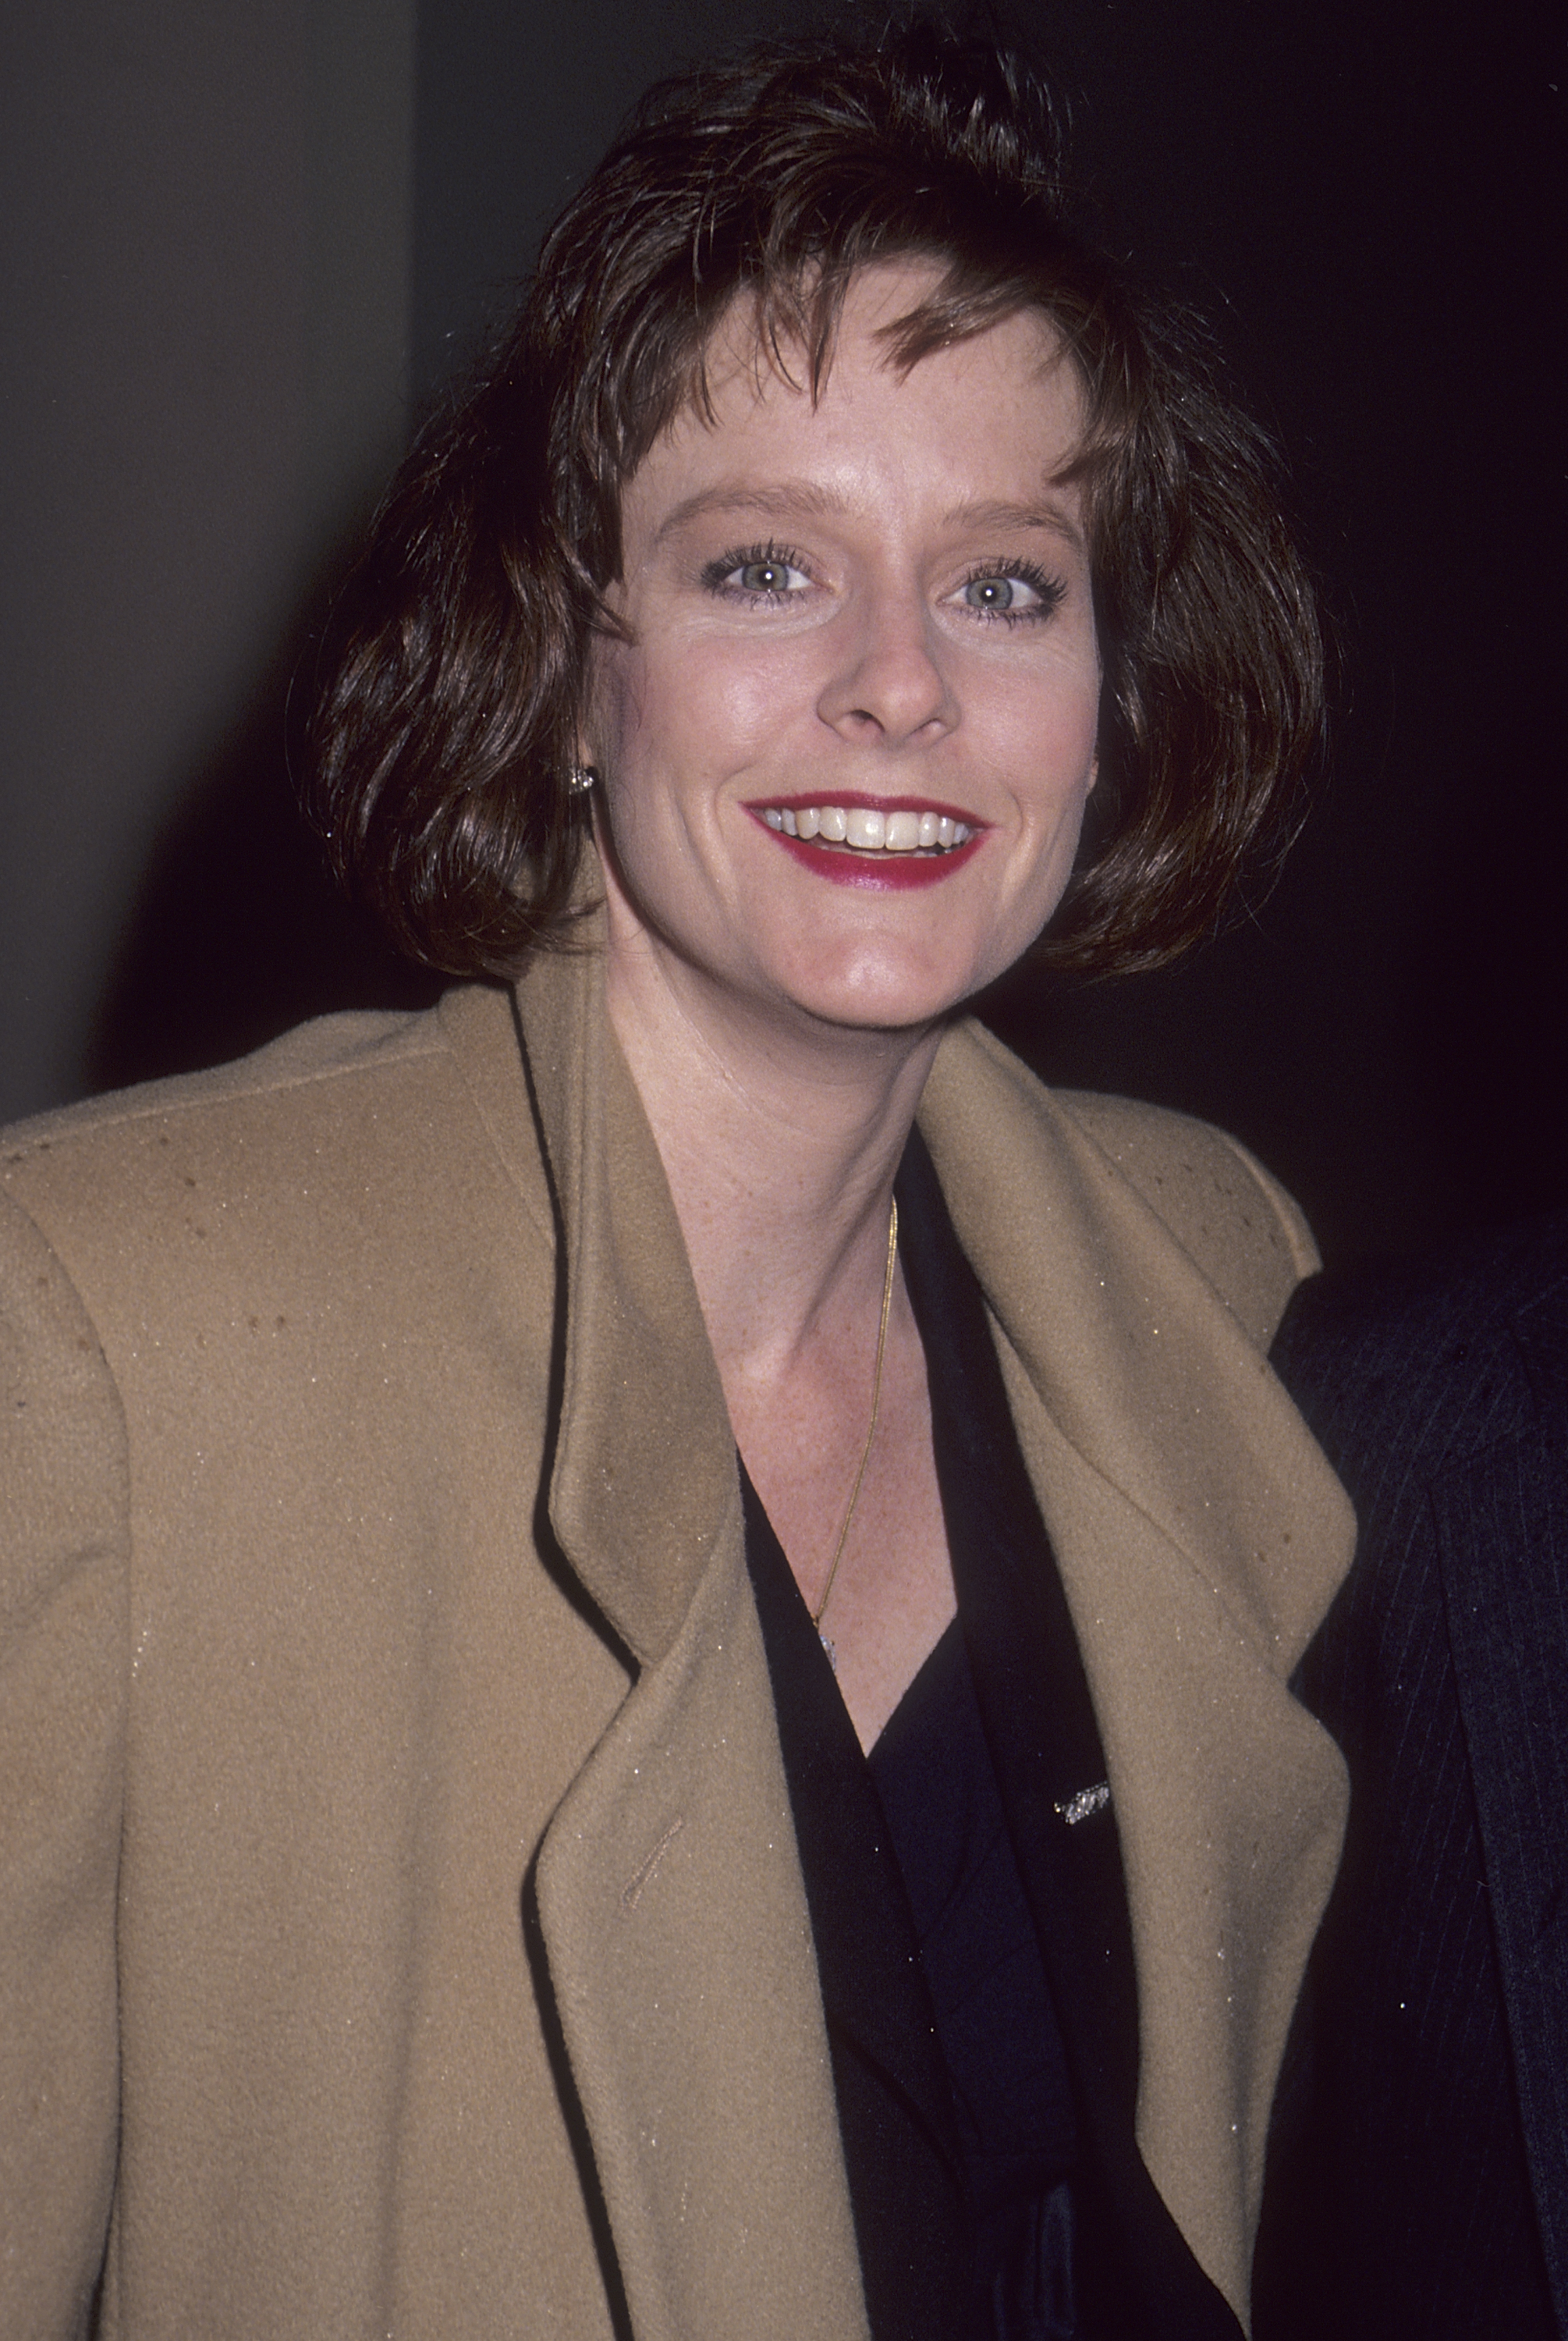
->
xmin=307 ymin=23 xmax=1323 ymax=978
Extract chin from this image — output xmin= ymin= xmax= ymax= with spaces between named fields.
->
xmin=770 ymin=945 xmax=995 ymax=1036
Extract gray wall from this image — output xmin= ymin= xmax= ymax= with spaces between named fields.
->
xmin=0 ymin=0 xmax=414 ymax=1124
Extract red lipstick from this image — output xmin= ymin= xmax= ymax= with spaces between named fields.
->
xmin=762 ymin=831 xmax=984 ymax=888
xmin=746 ymin=800 xmax=985 ymax=890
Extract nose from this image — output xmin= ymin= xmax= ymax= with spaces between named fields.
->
xmin=816 ymin=586 xmax=956 ymax=747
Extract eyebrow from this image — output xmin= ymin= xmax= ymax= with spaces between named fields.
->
xmin=652 ymin=483 xmax=1086 ymax=556
xmin=653 ymin=484 xmax=844 ymax=542
xmin=953 ymin=498 xmax=1087 ymax=555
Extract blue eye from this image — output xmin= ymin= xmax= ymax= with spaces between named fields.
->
xmin=702 ymin=542 xmax=811 ymax=599
xmin=951 ymin=563 xmax=1066 ymax=623
xmin=734 ymin=557 xmax=800 ymax=593
xmin=963 ymin=575 xmax=1020 ymax=611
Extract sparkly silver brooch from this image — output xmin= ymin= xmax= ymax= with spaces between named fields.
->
xmin=1055 ymin=1782 xmax=1112 ymax=1828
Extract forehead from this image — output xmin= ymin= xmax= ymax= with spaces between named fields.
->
xmin=622 ymin=262 xmax=1088 ymax=545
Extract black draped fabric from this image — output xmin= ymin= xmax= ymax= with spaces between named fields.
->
xmin=869 ymin=1617 xmax=1079 ymax=2339
xmin=741 ymin=1129 xmax=1243 ymax=2341
xmin=742 ymin=1479 xmax=970 ymax=2341
xmin=1257 ymin=1221 xmax=1568 ymax=2341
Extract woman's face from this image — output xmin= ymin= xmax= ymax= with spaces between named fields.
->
xmin=586 ymin=261 xmax=1102 ymax=1043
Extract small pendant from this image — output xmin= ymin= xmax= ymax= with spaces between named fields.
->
xmin=819 ymin=1632 xmax=837 ymax=1673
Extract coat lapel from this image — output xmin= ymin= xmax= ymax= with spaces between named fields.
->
xmin=513 ymin=940 xmax=871 ymax=2341
xmin=532 ymin=1533 xmax=870 ymax=2341
xmin=918 ymin=1024 xmax=1353 ymax=2326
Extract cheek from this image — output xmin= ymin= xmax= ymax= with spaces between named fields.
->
xmin=1050 ymin=638 xmax=1105 ymax=758
xmin=615 ymin=613 xmax=832 ymax=773
xmin=995 ymin=666 xmax=1102 ymax=821
xmin=642 ymin=634 xmax=811 ymax=776
xmin=584 ymin=638 xmax=644 ymax=777
xmin=591 ymin=648 xmax=706 ymax=874
xmin=591 ymin=641 xmax=733 ymax=810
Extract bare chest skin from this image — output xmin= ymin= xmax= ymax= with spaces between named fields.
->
xmin=722 ymin=1284 xmax=956 ymax=1752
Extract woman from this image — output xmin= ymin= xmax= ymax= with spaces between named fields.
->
xmin=0 ymin=28 xmax=1352 ymax=2341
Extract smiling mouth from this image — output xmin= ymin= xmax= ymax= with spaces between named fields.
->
xmin=756 ymin=803 xmax=977 ymax=854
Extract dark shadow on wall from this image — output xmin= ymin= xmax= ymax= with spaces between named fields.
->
xmin=85 ymin=555 xmax=442 ymax=1099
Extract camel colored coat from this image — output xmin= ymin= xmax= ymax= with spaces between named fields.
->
xmin=0 ymin=934 xmax=1352 ymax=2339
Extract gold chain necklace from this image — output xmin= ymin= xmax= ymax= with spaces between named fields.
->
xmin=811 ymin=1195 xmax=899 ymax=1671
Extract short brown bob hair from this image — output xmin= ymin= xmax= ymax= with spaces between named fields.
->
xmin=308 ymin=22 xmax=1323 ymax=978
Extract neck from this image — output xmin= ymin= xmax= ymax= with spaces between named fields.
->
xmin=604 ymin=925 xmax=942 ymax=1381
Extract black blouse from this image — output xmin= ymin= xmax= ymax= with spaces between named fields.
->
xmin=741 ymin=1130 xmax=1243 ymax=2341
xmin=871 ymin=1615 xmax=1080 ymax=2339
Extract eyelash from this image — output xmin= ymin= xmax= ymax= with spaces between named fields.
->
xmin=697 ymin=540 xmax=1070 ymax=622
xmin=700 ymin=540 xmax=810 ymax=601
xmin=955 ymin=559 xmax=1069 ymax=625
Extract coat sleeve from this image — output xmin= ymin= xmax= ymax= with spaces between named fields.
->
xmin=1 ymin=1190 xmax=126 ymax=2337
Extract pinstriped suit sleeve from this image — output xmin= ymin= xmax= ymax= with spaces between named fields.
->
xmin=1256 ymin=1221 xmax=1568 ymax=2340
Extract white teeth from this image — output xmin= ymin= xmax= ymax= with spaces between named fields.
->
xmin=760 ymin=804 xmax=974 ymax=851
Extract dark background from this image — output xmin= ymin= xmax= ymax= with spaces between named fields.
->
xmin=2 ymin=0 xmax=1562 ymax=1265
